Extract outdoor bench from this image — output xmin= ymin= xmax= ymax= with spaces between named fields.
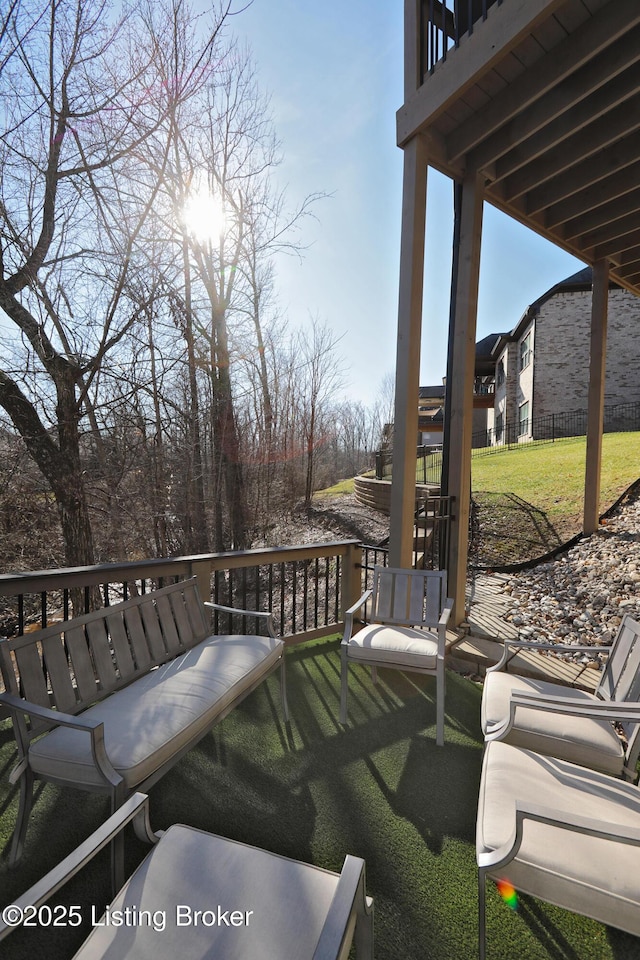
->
xmin=0 ymin=577 xmax=288 ymax=883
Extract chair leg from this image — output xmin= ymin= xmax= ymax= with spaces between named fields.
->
xmin=280 ymin=656 xmax=289 ymax=722
xmin=436 ymin=665 xmax=445 ymax=747
xmin=478 ymin=869 xmax=487 ymax=960
xmin=10 ymin=766 xmax=34 ymax=865
xmin=340 ymin=650 xmax=349 ymax=724
xmin=371 ymin=665 xmax=378 ymax=684
xmin=355 ymin=900 xmax=374 ymax=959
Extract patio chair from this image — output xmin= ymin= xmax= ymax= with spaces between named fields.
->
xmin=340 ymin=566 xmax=453 ymax=745
xmin=477 ymin=739 xmax=640 ymax=959
xmin=0 ymin=793 xmax=374 ymax=960
xmin=481 ymin=614 xmax=640 ymax=780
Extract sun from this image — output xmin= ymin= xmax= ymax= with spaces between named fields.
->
xmin=181 ymin=189 xmax=227 ymax=243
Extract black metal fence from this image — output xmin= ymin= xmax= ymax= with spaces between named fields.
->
xmin=376 ymin=400 xmax=640 ymax=484
xmin=375 ymin=445 xmax=441 ymax=486
xmin=422 ymin=0 xmax=503 ymax=77
xmin=472 ymin=399 xmax=640 ymax=457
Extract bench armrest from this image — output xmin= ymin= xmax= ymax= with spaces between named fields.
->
xmin=204 ymin=601 xmax=277 ymax=639
xmin=342 ymin=590 xmax=373 ymax=645
xmin=0 ymin=793 xmax=156 ymax=943
xmin=0 ymin=692 xmax=122 ymax=790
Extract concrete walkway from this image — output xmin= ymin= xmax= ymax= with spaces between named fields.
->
xmin=445 ymin=572 xmax=600 ymax=692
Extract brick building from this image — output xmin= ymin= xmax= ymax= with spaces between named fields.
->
xmin=484 ymin=267 xmax=640 ymax=445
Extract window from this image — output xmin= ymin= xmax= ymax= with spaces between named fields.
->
xmin=518 ymin=401 xmax=530 ymax=437
xmin=495 ymin=412 xmax=504 ymax=443
xmin=496 ymin=360 xmax=505 ymax=386
xmin=519 ymin=332 xmax=532 ymax=371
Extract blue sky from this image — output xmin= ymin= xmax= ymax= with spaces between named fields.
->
xmin=233 ymin=0 xmax=585 ymax=406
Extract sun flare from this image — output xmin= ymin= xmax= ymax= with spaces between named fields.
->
xmin=181 ymin=190 xmax=227 ymax=243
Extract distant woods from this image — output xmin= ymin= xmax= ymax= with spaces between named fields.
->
xmin=0 ymin=0 xmax=392 ymax=571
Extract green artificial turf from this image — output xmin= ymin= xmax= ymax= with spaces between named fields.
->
xmin=1 ymin=643 xmax=640 ymax=959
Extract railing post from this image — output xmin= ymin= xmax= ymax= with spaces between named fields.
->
xmin=342 ymin=543 xmax=363 ymax=623
xmin=188 ymin=559 xmax=214 ymax=603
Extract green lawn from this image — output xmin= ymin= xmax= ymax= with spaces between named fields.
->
xmin=2 ymin=644 xmax=640 ymax=959
xmin=472 ymin=432 xmax=640 ymax=525
xmin=470 ymin=432 xmax=640 ymax=565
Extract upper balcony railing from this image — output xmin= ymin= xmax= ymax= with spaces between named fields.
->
xmin=422 ymin=0 xmax=502 ymax=78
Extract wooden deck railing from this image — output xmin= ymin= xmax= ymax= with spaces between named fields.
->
xmin=0 ymin=540 xmax=364 ymax=646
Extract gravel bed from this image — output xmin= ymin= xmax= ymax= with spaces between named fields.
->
xmin=494 ymin=487 xmax=640 ymax=662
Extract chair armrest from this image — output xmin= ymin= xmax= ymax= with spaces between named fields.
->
xmin=0 ymin=692 xmax=122 ymax=790
xmin=478 ymin=799 xmax=640 ymax=873
xmin=342 ymin=590 xmax=373 ymax=645
xmin=204 ymin=601 xmax=277 ymax=639
xmin=0 ymin=793 xmax=156 ymax=943
xmin=485 ymin=690 xmax=640 ymax=742
xmin=438 ymin=598 xmax=454 ymax=629
xmin=312 ymin=855 xmax=373 ymax=960
xmin=487 ymin=640 xmax=611 ymax=674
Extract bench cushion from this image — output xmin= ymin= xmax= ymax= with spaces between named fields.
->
xmin=346 ymin=623 xmax=438 ymax=669
xmin=481 ymin=670 xmax=625 ymax=776
xmin=29 ymin=635 xmax=283 ymax=789
xmin=74 ymin=823 xmax=340 ymax=959
xmin=478 ymin=741 xmax=640 ymax=937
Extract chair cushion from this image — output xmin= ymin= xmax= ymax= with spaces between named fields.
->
xmin=346 ymin=624 xmax=438 ymax=669
xmin=29 ymin=635 xmax=283 ymax=789
xmin=74 ymin=823 xmax=340 ymax=960
xmin=477 ymin=741 xmax=640 ymax=936
xmin=481 ymin=671 xmax=625 ymax=776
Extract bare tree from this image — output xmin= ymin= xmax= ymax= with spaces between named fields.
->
xmin=0 ymin=0 xmax=229 ymax=567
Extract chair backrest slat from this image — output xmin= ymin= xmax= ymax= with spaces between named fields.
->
xmin=371 ymin=567 xmax=448 ymax=628
xmin=598 ymin=615 xmax=640 ymax=702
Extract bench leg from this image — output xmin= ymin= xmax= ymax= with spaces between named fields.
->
xmin=110 ymin=784 xmax=127 ymax=896
xmin=9 ymin=766 xmax=34 ymax=865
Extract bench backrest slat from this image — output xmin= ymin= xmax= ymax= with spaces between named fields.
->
xmin=139 ymin=601 xmax=167 ymax=662
xmin=123 ymin=605 xmax=152 ymax=672
xmin=14 ymin=644 xmax=51 ymax=720
xmin=155 ymin=593 xmax=181 ymax=655
xmin=86 ymin=619 xmax=119 ymax=693
xmin=104 ymin=611 xmax=137 ymax=682
xmin=41 ymin=635 xmax=77 ymax=715
xmin=170 ymin=591 xmax=194 ymax=650
xmin=65 ymin=625 xmax=100 ymax=704
xmin=185 ymin=587 xmax=209 ymax=639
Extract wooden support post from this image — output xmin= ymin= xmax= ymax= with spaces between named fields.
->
xmin=389 ymin=134 xmax=429 ymax=569
xmin=341 ymin=542 xmax=363 ymax=621
xmin=446 ymin=170 xmax=484 ymax=624
xmin=583 ymin=259 xmax=609 ymax=535
xmin=188 ymin=559 xmax=213 ymax=604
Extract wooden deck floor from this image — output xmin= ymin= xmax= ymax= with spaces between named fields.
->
xmin=446 ymin=573 xmax=599 ymax=692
